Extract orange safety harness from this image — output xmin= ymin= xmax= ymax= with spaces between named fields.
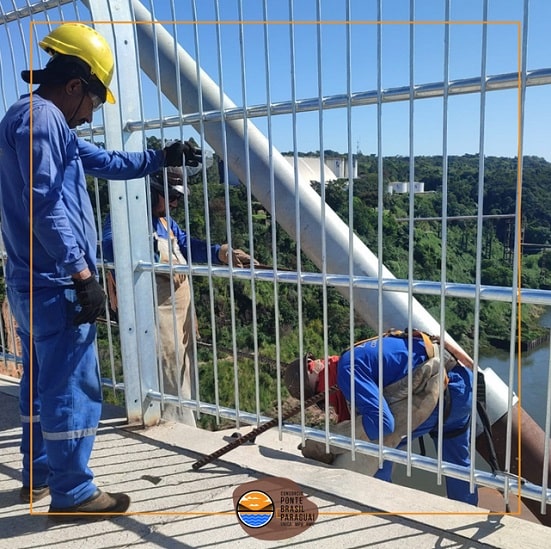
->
xmin=309 ymin=329 xmax=448 ymax=426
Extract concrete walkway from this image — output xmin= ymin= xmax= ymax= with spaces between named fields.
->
xmin=1 ymin=376 xmax=550 ymax=549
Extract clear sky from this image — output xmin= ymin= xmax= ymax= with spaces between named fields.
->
xmin=145 ymin=0 xmax=551 ymax=161
xmin=1 ymin=0 xmax=550 ymax=160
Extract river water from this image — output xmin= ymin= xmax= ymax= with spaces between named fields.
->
xmin=479 ymin=310 xmax=551 ymax=431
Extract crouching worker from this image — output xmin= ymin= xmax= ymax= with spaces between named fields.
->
xmin=284 ymin=330 xmax=478 ymax=505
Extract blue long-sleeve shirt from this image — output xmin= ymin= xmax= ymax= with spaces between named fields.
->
xmin=337 ymin=334 xmax=477 ymax=504
xmin=0 ymin=94 xmax=164 ymax=290
xmin=337 ymin=335 xmax=473 ymax=440
xmin=102 ymin=213 xmax=222 ymax=266
xmin=337 ymin=335 xmax=430 ymax=439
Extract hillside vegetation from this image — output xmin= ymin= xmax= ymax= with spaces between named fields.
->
xmin=184 ymin=153 xmax=551 ymax=349
xmin=165 ymin=152 xmax=551 ymax=425
xmin=4 ymin=150 xmax=550 ymax=423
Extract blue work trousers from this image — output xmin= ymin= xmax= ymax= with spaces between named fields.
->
xmin=8 ymin=285 xmax=101 ymax=508
xmin=373 ymin=431 xmax=478 ymax=505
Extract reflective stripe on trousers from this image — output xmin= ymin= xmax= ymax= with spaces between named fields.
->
xmin=8 ymin=285 xmax=101 ymax=508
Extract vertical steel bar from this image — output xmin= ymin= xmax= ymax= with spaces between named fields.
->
xmin=519 ymin=0 xmax=540 ymax=511
xmin=147 ymin=0 xmax=174 ymax=416
xmin=214 ymin=0 xmax=241 ymax=427
xmin=376 ymin=0 xmax=384 ymax=469
xmin=314 ymin=0 xmax=331 ymax=452
xmin=211 ymin=0 xmax=229 ymax=424
xmin=436 ymin=0 xmax=452 ymax=488
xmin=129 ymin=0 xmax=167 ymax=417
xmin=543 ymin=328 xmax=551 ymax=513
xmin=345 ymin=0 xmax=357 ymax=458
xmin=237 ymin=0 xmax=261 ymax=424
xmin=89 ymin=0 xmax=160 ymax=426
xmin=193 ymin=0 xmax=221 ymax=423
xmin=406 ymin=0 xmax=416 ymax=475
xmin=287 ymin=0 xmax=308 ymax=438
xmin=500 ymin=2 xmax=525 ymax=507
xmin=471 ymin=0 xmax=489 ymax=498
xmin=175 ymin=5 xmax=198 ymax=416
xmin=261 ymin=0 xmax=283 ymax=435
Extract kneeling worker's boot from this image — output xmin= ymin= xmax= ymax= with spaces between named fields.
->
xmin=48 ymin=489 xmax=130 ymax=522
xmin=299 ymin=439 xmax=336 ymax=464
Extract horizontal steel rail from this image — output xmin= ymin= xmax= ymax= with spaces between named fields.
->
xmin=0 ymin=0 xmax=74 ymax=25
xmin=120 ymin=68 xmax=551 ymax=134
xmin=123 ymin=260 xmax=551 ymax=306
xmin=98 ymin=379 xmax=551 ymax=507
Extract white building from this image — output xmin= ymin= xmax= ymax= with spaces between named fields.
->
xmin=387 ymin=181 xmax=426 ymax=194
xmin=324 ymin=156 xmax=359 ymax=179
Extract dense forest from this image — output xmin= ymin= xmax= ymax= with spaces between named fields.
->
xmin=144 ymin=150 xmax=551 ymax=426
xmin=3 ymin=147 xmax=551 ymax=426
xmin=180 ymin=151 xmax=551 ymax=349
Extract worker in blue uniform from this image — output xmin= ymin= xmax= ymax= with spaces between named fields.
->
xmin=285 ymin=332 xmax=478 ymax=505
xmin=0 ymin=23 xmax=200 ymax=520
xmin=102 ymin=167 xmax=250 ymax=272
xmin=102 ymin=167 xmax=254 ymax=425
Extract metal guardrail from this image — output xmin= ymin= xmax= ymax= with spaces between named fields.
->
xmin=1 ymin=0 xmax=550 ymax=518
xmin=123 ymin=68 xmax=551 ymax=132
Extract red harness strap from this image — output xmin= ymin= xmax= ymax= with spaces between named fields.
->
xmin=311 ymin=356 xmax=351 ymax=422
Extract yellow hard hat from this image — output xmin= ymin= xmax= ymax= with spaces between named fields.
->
xmin=39 ymin=23 xmax=115 ymax=104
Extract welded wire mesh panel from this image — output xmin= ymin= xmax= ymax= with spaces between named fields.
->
xmin=122 ymin=1 xmax=551 ymax=510
xmin=1 ymin=0 xmax=551 ymax=512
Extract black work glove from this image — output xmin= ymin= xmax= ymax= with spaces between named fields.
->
xmin=73 ymin=276 xmax=106 ymax=325
xmin=164 ymin=140 xmax=202 ymax=167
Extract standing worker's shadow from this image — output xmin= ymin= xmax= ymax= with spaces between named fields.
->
xmin=0 ymin=383 xmax=53 ymax=534
xmin=433 ymin=515 xmax=505 ymax=549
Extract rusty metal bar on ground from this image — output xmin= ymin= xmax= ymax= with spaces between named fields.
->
xmin=191 ymin=385 xmax=338 ymax=470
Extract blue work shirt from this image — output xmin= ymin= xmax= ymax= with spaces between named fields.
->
xmin=0 ymin=94 xmax=164 ymax=290
xmin=102 ymin=213 xmax=222 ymax=265
xmin=337 ymin=335 xmax=473 ymax=439
xmin=337 ymin=334 xmax=477 ymax=504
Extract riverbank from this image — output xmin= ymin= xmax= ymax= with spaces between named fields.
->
xmin=488 ymin=332 xmax=550 ymax=352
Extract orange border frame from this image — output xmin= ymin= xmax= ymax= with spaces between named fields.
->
xmin=26 ymin=19 xmax=524 ymax=521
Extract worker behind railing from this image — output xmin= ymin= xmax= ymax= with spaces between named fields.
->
xmin=102 ymin=165 xmax=256 ymax=426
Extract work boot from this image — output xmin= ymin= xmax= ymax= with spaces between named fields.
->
xmin=20 ymin=485 xmax=50 ymax=503
xmin=299 ymin=440 xmax=336 ymax=464
xmin=48 ymin=489 xmax=131 ymax=522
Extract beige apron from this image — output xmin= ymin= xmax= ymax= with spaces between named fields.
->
xmin=154 ymin=218 xmax=196 ymax=426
